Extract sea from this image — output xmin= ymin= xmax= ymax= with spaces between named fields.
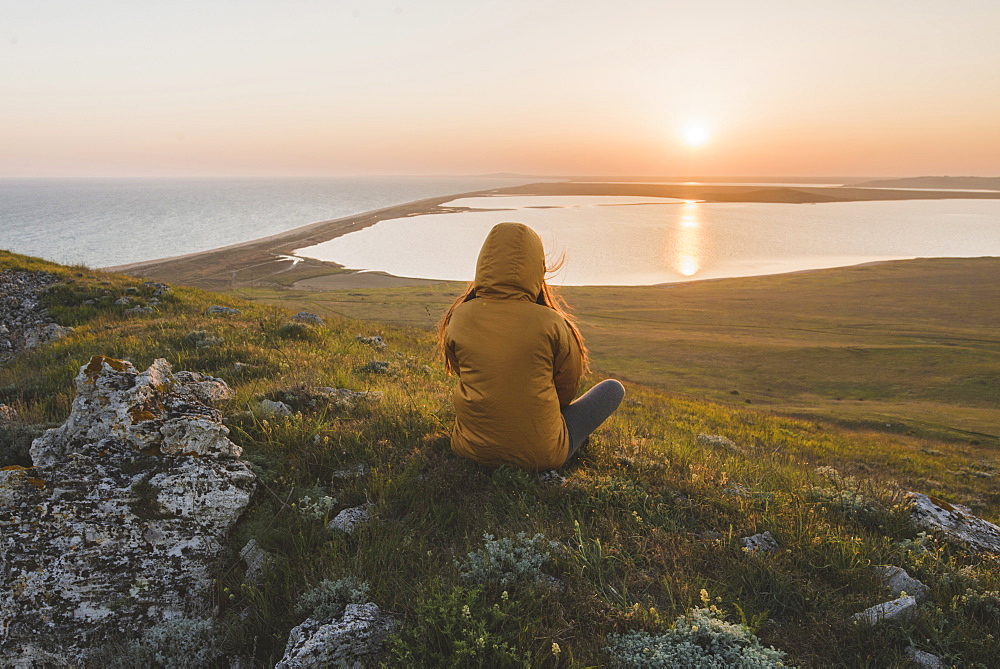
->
xmin=0 ymin=177 xmax=533 ymax=268
xmin=2 ymin=178 xmax=998 ymax=285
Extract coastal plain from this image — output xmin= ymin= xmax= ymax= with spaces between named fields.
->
xmin=110 ymin=182 xmax=1000 ymax=444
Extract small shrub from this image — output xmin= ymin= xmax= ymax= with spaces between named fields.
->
xmin=103 ymin=618 xmax=221 ymax=668
xmin=385 ymin=584 xmax=530 ymax=667
xmin=295 ymin=576 xmax=370 ymax=621
xmin=276 ymin=322 xmax=310 ymax=340
xmin=606 ymin=592 xmax=787 ymax=668
xmin=457 ymin=532 xmax=560 ymax=588
xmin=184 ymin=330 xmax=224 ymax=348
xmin=294 ymin=493 xmax=338 ymax=523
xmin=0 ymin=424 xmax=44 ymax=466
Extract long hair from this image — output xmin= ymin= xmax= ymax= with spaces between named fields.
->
xmin=437 ymin=257 xmax=590 ymax=375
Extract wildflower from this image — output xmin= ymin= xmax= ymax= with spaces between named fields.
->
xmin=551 ymin=642 xmax=561 ymax=656
xmin=700 ymin=589 xmax=710 ymax=605
xmin=461 ymin=604 xmax=472 ymax=619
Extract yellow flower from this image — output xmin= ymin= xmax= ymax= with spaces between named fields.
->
xmin=551 ymin=642 xmax=561 ymax=656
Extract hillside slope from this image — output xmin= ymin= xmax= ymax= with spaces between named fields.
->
xmin=1 ymin=250 xmax=998 ymax=666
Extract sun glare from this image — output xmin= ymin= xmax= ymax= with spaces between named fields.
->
xmin=682 ymin=123 xmax=709 ymax=147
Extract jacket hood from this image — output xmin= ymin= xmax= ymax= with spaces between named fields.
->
xmin=474 ymin=222 xmax=545 ymax=301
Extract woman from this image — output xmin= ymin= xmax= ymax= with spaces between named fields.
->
xmin=438 ymin=222 xmax=625 ymax=471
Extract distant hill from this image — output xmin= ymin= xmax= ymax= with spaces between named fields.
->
xmin=850 ymin=176 xmax=1000 ymax=190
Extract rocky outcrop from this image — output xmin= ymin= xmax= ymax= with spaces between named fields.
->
xmin=0 ymin=269 xmax=71 ymax=362
xmin=0 ymin=355 xmax=255 ymax=666
xmin=276 ymin=603 xmax=394 ymax=668
xmin=908 ymin=492 xmax=1000 ymax=554
xmin=740 ymin=531 xmax=779 ymax=555
xmin=851 ymin=595 xmax=918 ymax=625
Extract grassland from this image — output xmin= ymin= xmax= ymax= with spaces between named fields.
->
xmin=236 ymin=257 xmax=1000 ymax=446
xmin=2 ymin=249 xmax=999 ymax=666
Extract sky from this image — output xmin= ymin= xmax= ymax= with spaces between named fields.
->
xmin=2 ymin=0 xmax=999 ymax=178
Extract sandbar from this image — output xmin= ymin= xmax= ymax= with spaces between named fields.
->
xmin=105 ymin=181 xmax=1000 ymax=292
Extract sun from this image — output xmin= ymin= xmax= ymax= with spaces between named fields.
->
xmin=681 ymin=123 xmax=710 ymax=147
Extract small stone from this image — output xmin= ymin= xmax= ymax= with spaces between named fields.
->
xmin=291 ymin=312 xmax=325 ymax=326
xmin=538 ymin=469 xmax=567 ymax=485
xmin=905 ymin=646 xmax=945 ymax=668
xmin=114 ymin=296 xmax=132 ymax=305
xmin=740 ymin=531 xmax=779 ymax=554
xmin=877 ymin=565 xmax=929 ymax=602
xmin=696 ymin=433 xmax=744 ymax=453
xmin=328 ymin=505 xmax=371 ymax=534
xmin=240 ymin=539 xmax=273 ymax=584
xmin=851 ymin=595 xmax=918 ymax=625
xmin=206 ymin=305 xmax=240 ymax=315
xmin=124 ymin=305 xmax=154 ymax=316
xmin=332 ymin=464 xmax=370 ymax=480
xmin=355 ymin=335 xmax=386 ymax=348
xmin=260 ymin=399 xmax=292 ymax=417
xmin=276 ymin=603 xmax=393 ymax=668
xmin=908 ymin=492 xmax=1000 ymax=554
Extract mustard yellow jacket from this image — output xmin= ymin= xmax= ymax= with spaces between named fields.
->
xmin=445 ymin=223 xmax=583 ymax=471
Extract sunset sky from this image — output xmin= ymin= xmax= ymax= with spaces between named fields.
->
xmin=3 ymin=0 xmax=999 ymax=178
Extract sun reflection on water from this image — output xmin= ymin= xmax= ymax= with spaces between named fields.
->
xmin=673 ymin=200 xmax=703 ymax=276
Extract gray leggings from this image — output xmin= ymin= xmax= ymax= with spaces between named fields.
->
xmin=562 ymin=379 xmax=626 ymax=462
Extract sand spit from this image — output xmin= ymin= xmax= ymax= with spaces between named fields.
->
xmin=104 ymin=182 xmax=1000 ymax=292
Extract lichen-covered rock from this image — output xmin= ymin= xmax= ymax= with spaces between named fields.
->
xmin=908 ymin=492 xmax=1000 ymax=554
xmin=905 ymin=646 xmax=945 ymax=668
xmin=141 ymin=281 xmax=170 ymax=297
xmin=292 ymin=311 xmax=325 ymax=326
xmin=30 ymin=356 xmax=239 ymax=466
xmin=124 ymin=305 xmax=154 ymax=316
xmin=0 ymin=355 xmax=255 ymax=666
xmin=851 ymin=595 xmax=917 ymax=625
xmin=276 ymin=603 xmax=394 ymax=668
xmin=328 ymin=505 xmax=372 ymax=534
xmin=240 ymin=539 xmax=273 ymax=584
xmin=877 ymin=565 xmax=928 ymax=602
xmin=0 ymin=269 xmax=65 ymax=362
xmin=740 ymin=531 xmax=779 ymax=554
xmin=260 ymin=399 xmax=292 ymax=417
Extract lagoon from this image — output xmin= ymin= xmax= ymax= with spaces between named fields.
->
xmin=294 ymin=195 xmax=1000 ymax=286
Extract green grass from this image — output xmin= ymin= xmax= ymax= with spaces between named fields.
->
xmin=252 ymin=257 xmax=1000 ymax=444
xmin=2 ymin=249 xmax=999 ymax=667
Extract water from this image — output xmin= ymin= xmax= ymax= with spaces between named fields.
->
xmin=0 ymin=177 xmax=532 ymax=268
xmin=295 ymin=194 xmax=1000 ymax=285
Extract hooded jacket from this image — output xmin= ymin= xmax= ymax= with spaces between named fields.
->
xmin=444 ymin=222 xmax=583 ymax=471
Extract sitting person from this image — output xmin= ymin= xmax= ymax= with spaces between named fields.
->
xmin=438 ymin=222 xmax=625 ymax=471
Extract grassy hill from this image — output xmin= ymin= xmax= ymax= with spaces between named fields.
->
xmin=2 ymin=250 xmax=998 ymax=666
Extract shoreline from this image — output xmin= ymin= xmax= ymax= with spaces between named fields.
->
xmin=105 ymin=181 xmax=1000 ymax=291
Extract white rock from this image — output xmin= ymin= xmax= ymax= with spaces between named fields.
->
xmin=240 ymin=539 xmax=273 ymax=583
xmin=908 ymin=492 xmax=1000 ymax=554
xmin=905 ymin=646 xmax=945 ymax=668
xmin=328 ymin=505 xmax=371 ymax=534
xmin=260 ymin=399 xmax=292 ymax=417
xmin=740 ymin=531 xmax=779 ymax=554
xmin=851 ymin=596 xmax=917 ymax=625
xmin=276 ymin=603 xmax=394 ymax=669
xmin=877 ymin=565 xmax=928 ymax=602
xmin=1 ymin=355 xmax=255 ymax=666
xmin=292 ymin=311 xmax=325 ymax=326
